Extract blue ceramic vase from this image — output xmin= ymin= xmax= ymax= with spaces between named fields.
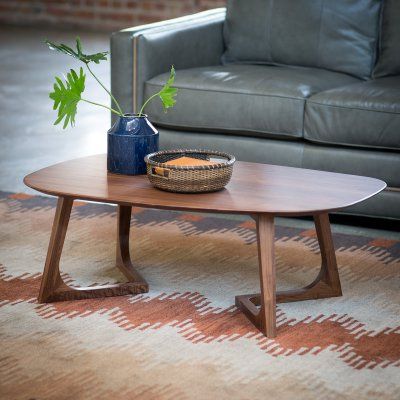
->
xmin=107 ymin=114 xmax=159 ymax=175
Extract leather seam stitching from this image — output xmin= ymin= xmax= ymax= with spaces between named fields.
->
xmin=152 ymin=121 xmax=302 ymax=137
xmin=145 ymin=82 xmax=308 ymax=101
xmin=122 ymin=8 xmax=225 ymax=35
xmin=304 ymin=136 xmax=399 ymax=153
xmin=267 ymin=0 xmax=274 ymax=62
xmin=307 ymin=101 xmax=400 ymax=115
xmin=316 ymin=0 xmax=325 ymax=69
xmin=132 ymin=13 xmax=225 ymax=38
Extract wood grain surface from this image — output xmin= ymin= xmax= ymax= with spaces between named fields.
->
xmin=24 ymin=154 xmax=386 ymax=216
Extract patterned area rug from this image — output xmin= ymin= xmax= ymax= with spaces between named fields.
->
xmin=1 ymin=191 xmax=399 ymax=400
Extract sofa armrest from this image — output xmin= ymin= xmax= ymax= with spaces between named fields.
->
xmin=111 ymin=8 xmax=226 ymax=117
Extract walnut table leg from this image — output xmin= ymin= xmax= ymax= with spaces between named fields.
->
xmin=236 ymin=213 xmax=342 ymax=338
xmin=236 ymin=214 xmax=276 ymax=337
xmin=37 ymin=198 xmax=148 ymax=303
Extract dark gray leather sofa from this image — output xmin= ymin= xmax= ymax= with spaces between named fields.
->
xmin=111 ymin=0 xmax=400 ymax=220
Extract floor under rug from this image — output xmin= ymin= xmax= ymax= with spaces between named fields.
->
xmin=1 ymin=191 xmax=399 ymax=400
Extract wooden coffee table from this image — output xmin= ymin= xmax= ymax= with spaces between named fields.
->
xmin=24 ymin=154 xmax=385 ymax=338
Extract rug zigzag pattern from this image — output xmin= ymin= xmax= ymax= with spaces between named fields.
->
xmin=1 ymin=192 xmax=399 ymax=399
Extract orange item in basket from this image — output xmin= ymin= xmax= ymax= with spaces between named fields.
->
xmin=152 ymin=156 xmax=216 ymax=177
xmin=164 ymin=156 xmax=217 ymax=166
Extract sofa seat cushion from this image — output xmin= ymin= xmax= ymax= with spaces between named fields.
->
xmin=305 ymin=76 xmax=400 ymax=151
xmin=144 ymin=65 xmax=359 ymax=139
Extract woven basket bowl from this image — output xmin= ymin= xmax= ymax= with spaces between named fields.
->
xmin=144 ymin=149 xmax=235 ymax=193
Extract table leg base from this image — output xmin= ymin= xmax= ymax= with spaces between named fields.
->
xmin=40 ymin=281 xmax=149 ymax=303
xmin=236 ymin=213 xmax=342 ymax=338
xmin=235 ymin=281 xmax=342 ymax=334
xmin=38 ymin=198 xmax=148 ymax=304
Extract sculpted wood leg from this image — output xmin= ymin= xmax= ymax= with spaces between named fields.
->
xmin=236 ymin=213 xmax=342 ymax=337
xmin=236 ymin=214 xmax=276 ymax=338
xmin=38 ymin=196 xmax=73 ymax=303
xmin=38 ymin=199 xmax=148 ymax=303
xmin=116 ymin=205 xmax=147 ymax=284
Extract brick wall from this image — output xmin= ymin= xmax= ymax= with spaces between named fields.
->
xmin=0 ymin=0 xmax=226 ymax=32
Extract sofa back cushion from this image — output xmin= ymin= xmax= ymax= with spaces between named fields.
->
xmin=222 ymin=0 xmax=382 ymax=79
xmin=373 ymin=0 xmax=400 ymax=78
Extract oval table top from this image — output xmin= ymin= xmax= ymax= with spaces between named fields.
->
xmin=24 ymin=154 xmax=386 ymax=216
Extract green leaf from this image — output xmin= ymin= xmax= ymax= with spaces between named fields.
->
xmin=76 ymin=37 xmax=83 ymax=56
xmin=158 ymin=66 xmax=177 ymax=112
xmin=45 ymin=37 xmax=108 ymax=64
xmin=49 ymin=67 xmax=86 ymax=129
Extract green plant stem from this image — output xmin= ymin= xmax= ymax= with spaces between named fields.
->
xmin=81 ymin=98 xmax=122 ymax=116
xmin=138 ymin=92 xmax=159 ymax=116
xmin=85 ymin=63 xmax=124 ymax=115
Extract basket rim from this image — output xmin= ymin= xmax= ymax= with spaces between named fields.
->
xmin=144 ymin=149 xmax=236 ymax=170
